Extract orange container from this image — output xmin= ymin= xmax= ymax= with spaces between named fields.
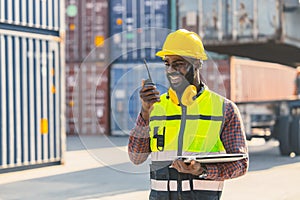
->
xmin=230 ymin=57 xmax=296 ymax=102
xmin=201 ymin=57 xmax=296 ymax=102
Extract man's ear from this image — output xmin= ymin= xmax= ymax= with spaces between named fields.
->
xmin=197 ymin=60 xmax=203 ymax=69
xmin=193 ymin=60 xmax=203 ymax=70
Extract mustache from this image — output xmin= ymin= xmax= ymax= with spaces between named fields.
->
xmin=167 ymin=71 xmax=184 ymax=77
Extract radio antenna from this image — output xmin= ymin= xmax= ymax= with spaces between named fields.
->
xmin=143 ymin=59 xmax=152 ymax=82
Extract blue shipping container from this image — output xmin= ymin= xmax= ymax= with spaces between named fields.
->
xmin=110 ymin=62 xmax=169 ymax=135
xmin=109 ymin=0 xmax=171 ymax=63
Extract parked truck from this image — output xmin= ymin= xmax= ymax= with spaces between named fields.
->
xmin=237 ymin=98 xmax=300 ymax=155
xmin=230 ymin=58 xmax=299 ymax=155
xmin=202 ymin=57 xmax=298 ymax=155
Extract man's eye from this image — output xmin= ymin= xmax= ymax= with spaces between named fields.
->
xmin=174 ymin=63 xmax=185 ymax=68
xmin=172 ymin=64 xmax=179 ymax=68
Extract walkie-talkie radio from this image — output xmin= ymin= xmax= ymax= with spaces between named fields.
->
xmin=143 ymin=59 xmax=155 ymax=87
xmin=144 ymin=59 xmax=164 ymax=150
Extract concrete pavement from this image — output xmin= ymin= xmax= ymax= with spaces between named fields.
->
xmin=0 ymin=136 xmax=300 ymax=200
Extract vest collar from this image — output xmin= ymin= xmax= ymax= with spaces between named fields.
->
xmin=166 ymin=84 xmax=210 ymax=106
xmin=193 ymin=84 xmax=209 ymax=102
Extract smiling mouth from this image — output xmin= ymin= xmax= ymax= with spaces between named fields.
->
xmin=169 ymin=75 xmax=182 ymax=86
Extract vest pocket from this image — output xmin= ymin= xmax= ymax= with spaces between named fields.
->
xmin=152 ymin=126 xmax=177 ymax=151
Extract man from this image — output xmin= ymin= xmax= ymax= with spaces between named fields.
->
xmin=295 ymin=67 xmax=300 ymax=97
xmin=128 ymin=29 xmax=248 ymax=200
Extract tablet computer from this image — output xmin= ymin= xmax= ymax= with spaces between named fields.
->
xmin=176 ymin=153 xmax=247 ymax=164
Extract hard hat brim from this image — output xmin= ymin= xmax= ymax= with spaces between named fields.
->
xmin=156 ymin=50 xmax=207 ymax=60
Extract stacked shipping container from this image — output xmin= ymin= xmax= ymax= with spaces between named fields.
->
xmin=66 ymin=62 xmax=109 ymax=135
xmin=65 ymin=0 xmax=174 ymax=135
xmin=109 ymin=0 xmax=171 ymax=135
xmin=109 ymin=0 xmax=170 ymax=63
xmin=65 ymin=0 xmax=109 ymax=135
xmin=0 ymin=0 xmax=65 ymax=171
xmin=110 ymin=63 xmax=169 ymax=135
xmin=178 ymin=0 xmax=280 ymax=41
xmin=65 ymin=0 xmax=108 ymax=62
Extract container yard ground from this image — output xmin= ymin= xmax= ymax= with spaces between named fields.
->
xmin=0 ymin=136 xmax=300 ymax=200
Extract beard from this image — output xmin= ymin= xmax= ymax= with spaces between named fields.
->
xmin=166 ymin=65 xmax=195 ymax=98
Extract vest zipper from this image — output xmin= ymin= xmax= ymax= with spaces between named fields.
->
xmin=177 ymin=106 xmax=187 ymax=198
xmin=177 ymin=105 xmax=187 ymax=156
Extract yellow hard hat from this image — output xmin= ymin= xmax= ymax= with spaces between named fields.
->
xmin=156 ymin=29 xmax=207 ymax=60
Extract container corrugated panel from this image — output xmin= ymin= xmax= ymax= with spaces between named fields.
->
xmin=0 ymin=30 xmax=65 ymax=170
xmin=110 ymin=62 xmax=169 ymax=135
xmin=177 ymin=0 xmax=199 ymax=33
xmin=0 ymin=0 xmax=62 ymax=30
xmin=201 ymin=59 xmax=231 ymax=99
xmin=65 ymin=0 xmax=108 ymax=62
xmin=283 ymin=6 xmax=300 ymax=48
xmin=230 ymin=57 xmax=296 ymax=102
xmin=65 ymin=0 xmax=80 ymax=62
xmin=65 ymin=63 xmax=78 ymax=135
xmin=66 ymin=62 xmax=109 ymax=135
xmin=109 ymin=0 xmax=170 ymax=63
xmin=178 ymin=0 xmax=279 ymax=41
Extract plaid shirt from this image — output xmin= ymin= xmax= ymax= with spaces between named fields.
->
xmin=128 ymin=99 xmax=248 ymax=181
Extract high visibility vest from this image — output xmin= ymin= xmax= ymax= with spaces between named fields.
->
xmin=149 ymin=87 xmax=226 ymax=196
xmin=149 ymin=87 xmax=226 ymax=160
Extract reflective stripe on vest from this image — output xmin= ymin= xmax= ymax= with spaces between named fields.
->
xmin=150 ymin=161 xmax=225 ymax=192
xmin=151 ymin=179 xmax=224 ymax=191
xmin=149 ymin=87 xmax=225 ymax=159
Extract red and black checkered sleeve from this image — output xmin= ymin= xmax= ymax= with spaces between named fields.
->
xmin=205 ymin=100 xmax=249 ymax=180
xmin=128 ymin=113 xmax=151 ymax=165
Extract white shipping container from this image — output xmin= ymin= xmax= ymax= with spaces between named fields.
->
xmin=0 ymin=29 xmax=65 ymax=171
xmin=0 ymin=0 xmax=62 ymax=30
